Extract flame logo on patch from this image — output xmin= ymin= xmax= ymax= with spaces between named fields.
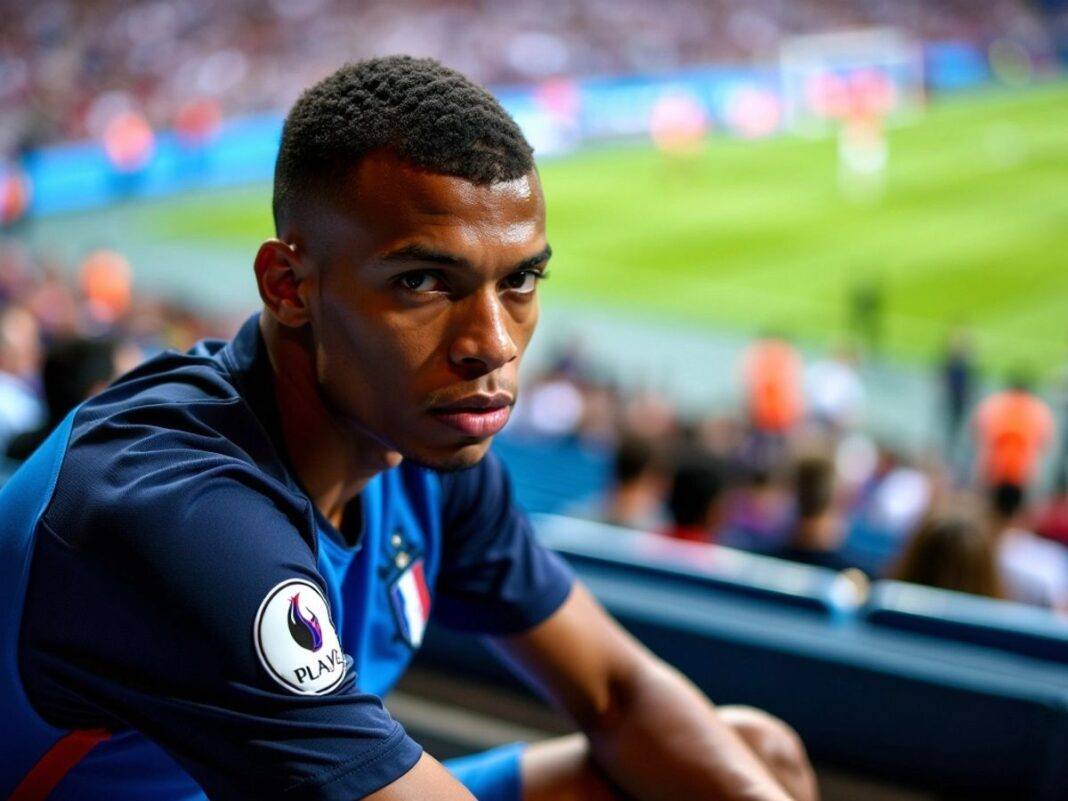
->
xmin=287 ymin=593 xmax=323 ymax=652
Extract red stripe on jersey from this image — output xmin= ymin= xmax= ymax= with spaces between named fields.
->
xmin=412 ymin=560 xmax=431 ymax=617
xmin=9 ymin=729 xmax=111 ymax=801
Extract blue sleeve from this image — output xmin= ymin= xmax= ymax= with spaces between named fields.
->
xmin=433 ymin=450 xmax=574 ymax=635
xmin=20 ymin=408 xmax=422 ymax=800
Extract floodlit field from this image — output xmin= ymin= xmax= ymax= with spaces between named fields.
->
xmin=150 ymin=82 xmax=1068 ymax=374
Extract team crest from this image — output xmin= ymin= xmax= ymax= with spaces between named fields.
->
xmin=389 ymin=558 xmax=431 ymax=649
xmin=254 ymin=579 xmax=346 ymax=695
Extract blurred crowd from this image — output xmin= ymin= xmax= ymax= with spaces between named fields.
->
xmin=512 ymin=333 xmax=1068 ymax=614
xmin=2 ymin=234 xmax=1068 ymax=614
xmin=0 ymin=239 xmax=232 ymax=464
xmin=0 ymin=0 xmax=1059 ymax=157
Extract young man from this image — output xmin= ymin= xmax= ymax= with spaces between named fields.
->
xmin=0 ymin=57 xmax=816 ymax=801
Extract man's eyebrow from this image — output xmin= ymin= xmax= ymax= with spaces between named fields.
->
xmin=376 ymin=243 xmax=553 ymax=272
xmin=377 ymin=244 xmax=469 ymax=267
xmin=513 ymin=244 xmax=552 ymax=272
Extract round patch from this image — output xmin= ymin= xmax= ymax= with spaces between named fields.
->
xmin=253 ymin=579 xmax=346 ymax=695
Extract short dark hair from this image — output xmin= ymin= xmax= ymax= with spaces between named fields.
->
xmin=43 ymin=336 xmax=116 ymax=420
xmin=273 ymin=56 xmax=535 ymax=230
xmin=990 ymin=481 xmax=1025 ymax=519
xmin=794 ymin=456 xmax=834 ymax=519
xmin=613 ymin=434 xmax=658 ymax=485
xmin=667 ymin=451 xmax=727 ymax=528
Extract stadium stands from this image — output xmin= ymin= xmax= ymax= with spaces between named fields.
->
xmin=417 ymin=515 xmax=1068 ymax=800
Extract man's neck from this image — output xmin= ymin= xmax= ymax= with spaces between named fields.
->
xmin=260 ymin=314 xmax=401 ymax=527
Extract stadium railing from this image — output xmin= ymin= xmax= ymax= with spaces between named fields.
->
xmin=864 ymin=579 xmax=1068 ymax=664
xmin=415 ymin=514 xmax=1068 ymax=800
xmin=534 ymin=514 xmax=863 ymax=615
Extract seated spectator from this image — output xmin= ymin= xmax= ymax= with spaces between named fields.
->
xmin=567 ymin=432 xmax=669 ymax=531
xmin=973 ymin=373 xmax=1055 ymax=491
xmin=773 ymin=456 xmax=855 ymax=572
xmin=6 ymin=335 xmax=118 ymax=462
xmin=804 ymin=344 xmax=865 ymax=435
xmin=719 ymin=466 xmax=792 ymax=552
xmin=989 ymin=482 xmax=1068 ymax=610
xmin=663 ymin=450 xmax=728 ymax=543
xmin=892 ymin=502 xmax=1004 ymax=599
xmin=1035 ymin=476 xmax=1068 ymax=548
xmin=0 ymin=304 xmax=44 ymax=453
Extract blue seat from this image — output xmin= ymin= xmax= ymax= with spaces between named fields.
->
xmin=494 ymin=436 xmax=608 ymax=514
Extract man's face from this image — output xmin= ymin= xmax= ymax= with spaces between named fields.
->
xmin=302 ymin=151 xmax=548 ymax=471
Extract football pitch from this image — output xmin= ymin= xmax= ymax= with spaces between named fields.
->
xmin=141 ymin=81 xmax=1068 ymax=375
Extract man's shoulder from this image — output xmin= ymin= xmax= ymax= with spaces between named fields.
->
xmin=43 ymin=347 xmax=299 ymax=548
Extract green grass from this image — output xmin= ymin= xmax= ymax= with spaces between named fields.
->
xmin=150 ymin=82 xmax=1068 ymax=375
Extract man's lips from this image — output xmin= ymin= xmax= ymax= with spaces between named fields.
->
xmin=429 ymin=394 xmax=513 ymax=438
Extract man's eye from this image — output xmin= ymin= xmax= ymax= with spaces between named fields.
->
xmin=503 ymin=270 xmax=543 ymax=295
xmin=399 ymin=272 xmax=444 ymax=293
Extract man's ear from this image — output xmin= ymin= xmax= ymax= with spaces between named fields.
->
xmin=254 ymin=239 xmax=311 ymax=328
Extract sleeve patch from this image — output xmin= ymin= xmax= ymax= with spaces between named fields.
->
xmin=253 ymin=579 xmax=347 ymax=695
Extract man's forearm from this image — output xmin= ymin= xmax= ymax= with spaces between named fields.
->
xmin=585 ymin=659 xmax=797 ymax=801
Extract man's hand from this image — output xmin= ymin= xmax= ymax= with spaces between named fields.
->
xmin=717 ymin=706 xmax=818 ymax=801
xmin=495 ymin=582 xmax=818 ymax=801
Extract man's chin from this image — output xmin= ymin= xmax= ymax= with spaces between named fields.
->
xmin=400 ymin=438 xmax=492 ymax=473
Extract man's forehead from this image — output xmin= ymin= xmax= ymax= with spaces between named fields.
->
xmin=349 ymin=151 xmax=544 ymax=229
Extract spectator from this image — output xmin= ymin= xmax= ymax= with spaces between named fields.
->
xmin=0 ymin=304 xmax=44 ymax=453
xmin=973 ymin=372 xmax=1055 ymax=491
xmin=740 ymin=334 xmax=803 ymax=468
xmin=6 ymin=335 xmax=118 ymax=462
xmin=940 ymin=328 xmax=975 ymax=463
xmin=849 ymin=277 xmax=885 ymax=358
xmin=892 ymin=503 xmax=1003 ymax=599
xmin=772 ymin=455 xmax=855 ymax=572
xmin=805 ymin=344 xmax=865 ymax=434
xmin=664 ymin=451 xmax=728 ymax=543
xmin=1035 ymin=474 xmax=1068 ymax=547
xmin=574 ymin=433 xmax=669 ymax=531
xmin=720 ymin=465 xmax=792 ymax=551
xmin=988 ymin=482 xmax=1068 ymax=610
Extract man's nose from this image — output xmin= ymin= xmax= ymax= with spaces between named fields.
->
xmin=448 ymin=288 xmax=519 ymax=375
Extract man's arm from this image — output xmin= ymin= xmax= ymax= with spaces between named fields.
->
xmin=366 ymin=754 xmax=476 ymax=801
xmin=493 ymin=582 xmax=815 ymax=801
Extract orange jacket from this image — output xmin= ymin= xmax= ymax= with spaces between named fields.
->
xmin=974 ymin=390 xmax=1055 ymax=486
xmin=743 ymin=339 xmax=804 ymax=433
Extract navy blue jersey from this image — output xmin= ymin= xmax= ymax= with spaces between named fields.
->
xmin=0 ymin=314 xmax=573 ymax=800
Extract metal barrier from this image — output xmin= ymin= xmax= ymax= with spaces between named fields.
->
xmin=416 ymin=515 xmax=1068 ymax=800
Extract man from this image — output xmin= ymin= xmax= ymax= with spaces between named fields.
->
xmin=1 ymin=57 xmax=816 ymax=801
xmin=973 ymin=373 xmax=1054 ymax=492
xmin=566 ymin=433 xmax=669 ymax=531
xmin=5 ymin=335 xmax=118 ymax=462
xmin=739 ymin=334 xmax=803 ymax=471
xmin=988 ymin=483 xmax=1068 ymax=611
xmin=663 ymin=450 xmax=728 ymax=544
xmin=0 ymin=303 xmax=44 ymax=453
xmin=771 ymin=457 xmax=854 ymax=574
